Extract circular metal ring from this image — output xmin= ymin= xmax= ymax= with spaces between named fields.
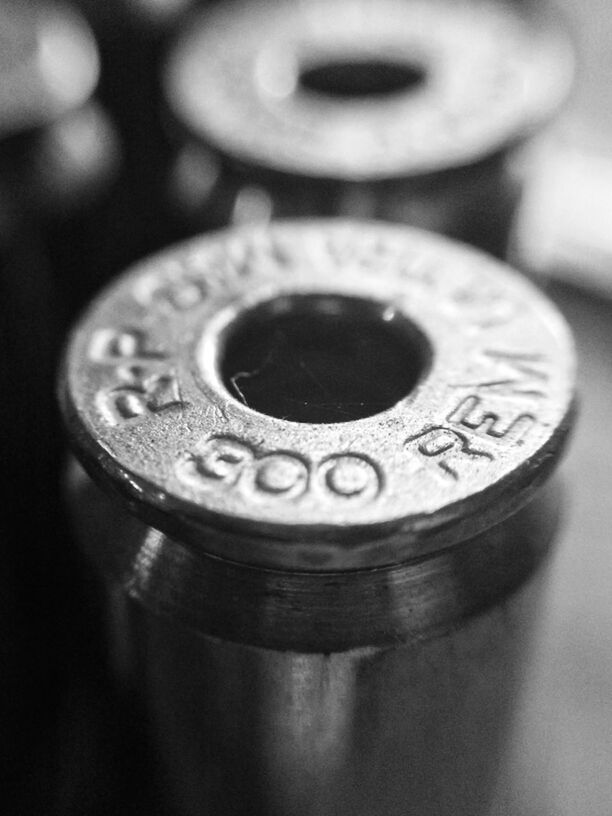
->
xmin=166 ymin=0 xmax=572 ymax=181
xmin=61 ymin=220 xmax=575 ymax=569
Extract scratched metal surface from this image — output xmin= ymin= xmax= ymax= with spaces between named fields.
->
xmin=60 ymin=218 xmax=576 ymax=816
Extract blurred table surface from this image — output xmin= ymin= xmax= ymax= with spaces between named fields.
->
xmin=492 ymin=284 xmax=612 ymax=816
xmin=493 ymin=2 xmax=612 ymax=814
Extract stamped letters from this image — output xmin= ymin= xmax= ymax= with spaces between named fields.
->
xmin=90 ymin=328 xmax=185 ymax=425
xmin=176 ymin=435 xmax=382 ymax=503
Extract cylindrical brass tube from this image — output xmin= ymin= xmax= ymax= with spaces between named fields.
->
xmin=61 ymin=220 xmax=576 ymax=815
xmin=68 ymin=467 xmax=559 ymax=816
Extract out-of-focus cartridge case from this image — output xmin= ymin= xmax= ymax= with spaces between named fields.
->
xmin=164 ymin=0 xmax=572 ymax=255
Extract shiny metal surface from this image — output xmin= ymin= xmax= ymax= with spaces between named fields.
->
xmin=67 ymin=467 xmax=559 ymax=815
xmin=61 ymin=221 xmax=576 ymax=814
xmin=165 ymin=0 xmax=572 ymax=252
xmin=61 ymin=221 xmax=575 ymax=569
xmin=490 ymin=283 xmax=612 ymax=816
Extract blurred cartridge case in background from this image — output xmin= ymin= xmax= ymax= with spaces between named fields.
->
xmin=61 ymin=221 xmax=576 ymax=815
xmin=163 ymin=0 xmax=573 ymax=256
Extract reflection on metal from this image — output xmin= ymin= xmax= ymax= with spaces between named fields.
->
xmin=61 ymin=221 xmax=576 ymax=815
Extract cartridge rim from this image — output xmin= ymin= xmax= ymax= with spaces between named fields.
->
xmin=61 ymin=220 xmax=575 ymax=569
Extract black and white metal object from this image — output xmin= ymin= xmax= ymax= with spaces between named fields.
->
xmin=61 ymin=220 xmax=576 ymax=815
xmin=164 ymin=0 xmax=573 ymax=255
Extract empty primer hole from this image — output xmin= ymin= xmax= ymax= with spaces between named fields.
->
xmin=221 ymin=295 xmax=430 ymax=424
xmin=299 ymin=59 xmax=426 ymax=100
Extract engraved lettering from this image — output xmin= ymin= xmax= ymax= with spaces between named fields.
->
xmin=176 ymin=437 xmax=383 ymax=503
xmin=211 ymin=233 xmax=294 ymax=284
xmin=451 ymin=351 xmax=549 ymax=398
xmin=319 ymin=454 xmax=382 ymax=500
xmin=110 ymin=392 xmax=144 ymax=421
xmin=177 ymin=436 xmax=252 ymax=491
xmin=91 ymin=329 xmax=186 ymax=425
xmin=97 ymin=366 xmax=184 ymax=424
xmin=199 ymin=438 xmax=251 ymax=482
xmin=324 ymin=233 xmax=381 ymax=270
xmin=448 ymin=395 xmax=535 ymax=445
xmin=448 ymin=283 xmax=517 ymax=328
xmin=255 ymin=453 xmax=309 ymax=498
xmin=135 ymin=270 xmax=209 ymax=311
xmin=405 ymin=427 xmax=493 ymax=481
xmin=395 ymin=255 xmax=437 ymax=289
xmin=89 ymin=328 xmax=166 ymax=362
xmin=480 ymin=351 xmax=549 ymax=397
xmin=241 ymin=235 xmax=294 ymax=275
xmin=176 ymin=436 xmax=253 ymax=493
